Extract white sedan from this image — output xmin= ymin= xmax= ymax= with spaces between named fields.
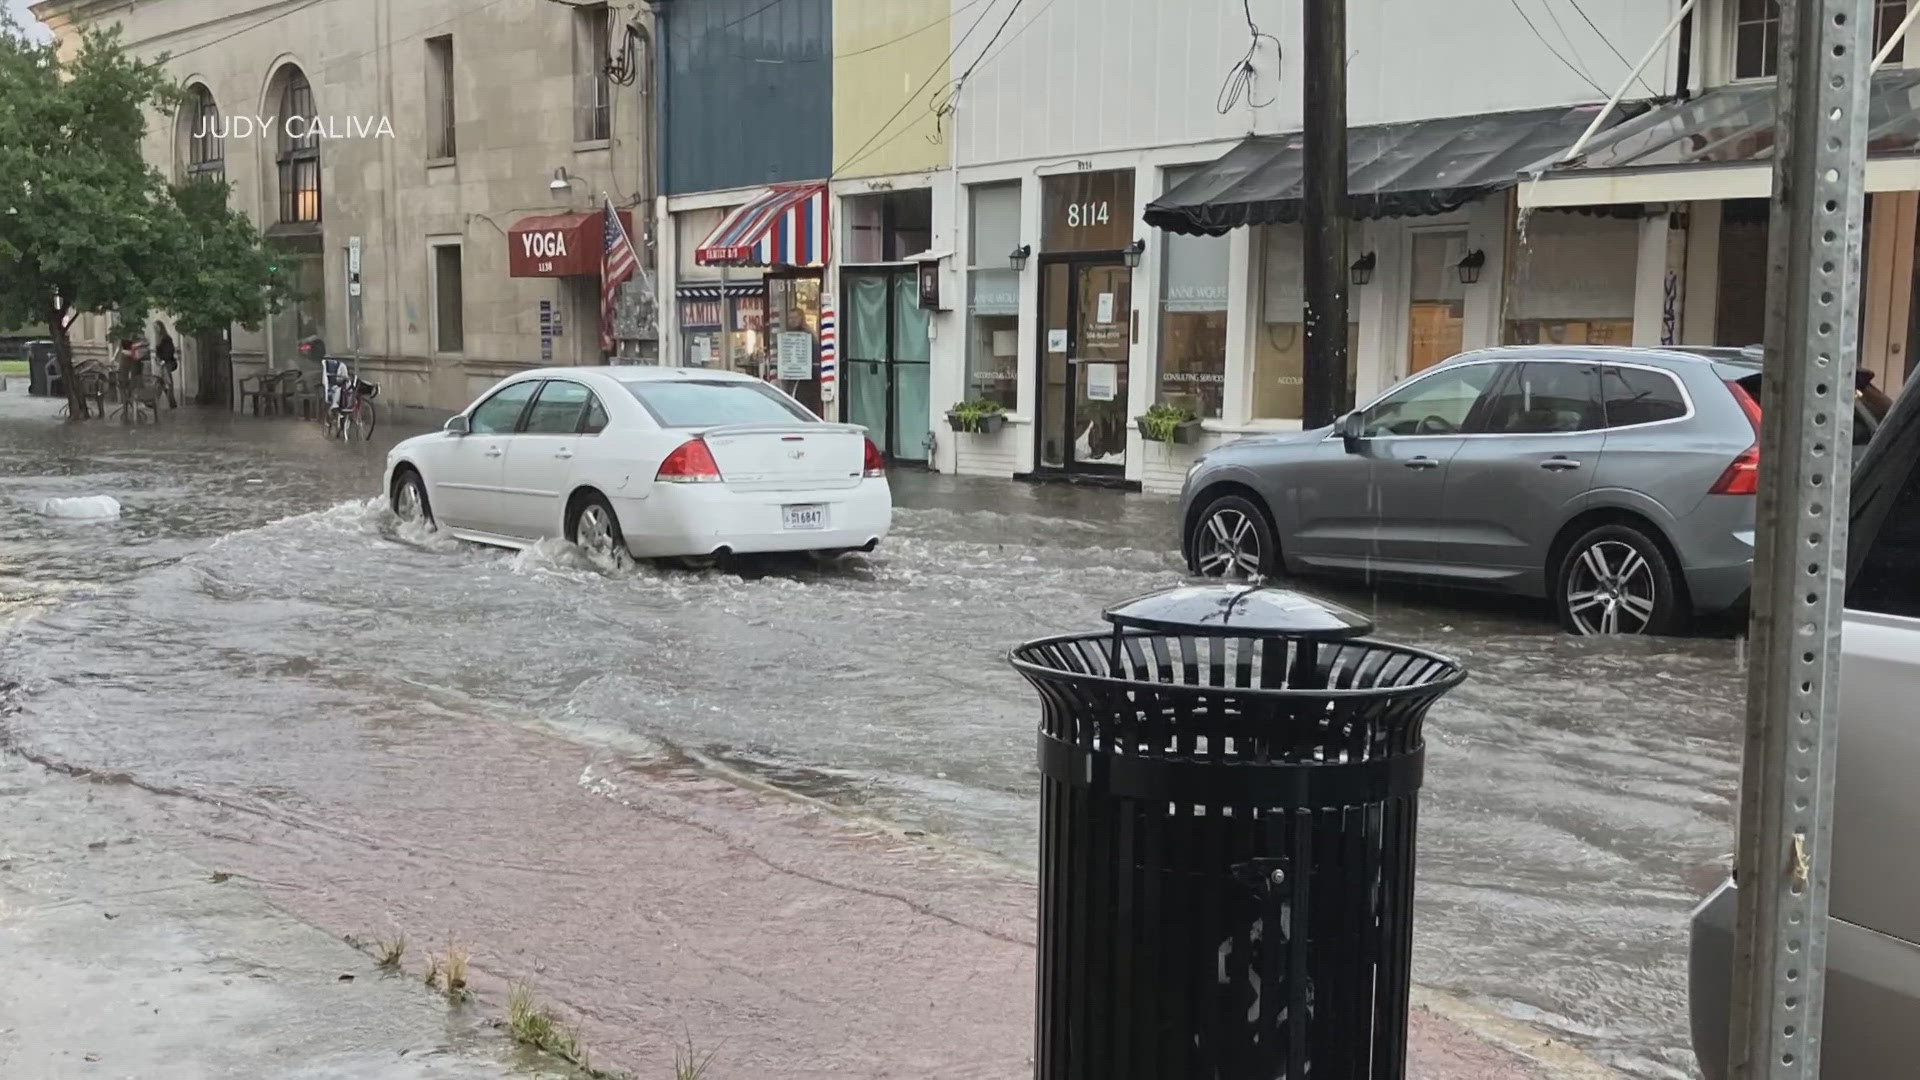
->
xmin=384 ymin=367 xmax=892 ymax=563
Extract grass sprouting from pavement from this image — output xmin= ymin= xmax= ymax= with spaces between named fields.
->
xmin=507 ymin=982 xmax=589 ymax=1070
xmin=375 ymin=933 xmax=407 ymax=970
xmin=675 ymin=1034 xmax=718 ymax=1079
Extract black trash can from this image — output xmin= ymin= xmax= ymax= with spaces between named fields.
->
xmin=1009 ymin=584 xmax=1466 ymax=1080
xmin=26 ymin=340 xmax=57 ymax=397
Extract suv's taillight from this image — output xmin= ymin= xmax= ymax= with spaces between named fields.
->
xmin=1712 ymin=380 xmax=1764 ymax=496
xmin=656 ymin=438 xmax=722 ymax=483
xmin=1711 ymin=445 xmax=1760 ymax=495
xmin=862 ymin=437 xmax=886 ymax=478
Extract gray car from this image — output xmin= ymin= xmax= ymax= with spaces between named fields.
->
xmin=1177 ymin=345 xmax=1873 ymax=635
xmin=1689 ymin=360 xmax=1920 ymax=1075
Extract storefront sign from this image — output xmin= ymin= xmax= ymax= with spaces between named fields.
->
xmin=507 ymin=210 xmax=633 ymax=278
xmin=1042 ymin=170 xmax=1136 ymax=253
xmin=777 ymin=332 xmax=813 ymax=380
xmin=539 ymin=299 xmax=554 ymax=362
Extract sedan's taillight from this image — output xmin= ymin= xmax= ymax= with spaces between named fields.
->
xmin=657 ymin=438 xmax=722 ymax=483
xmin=862 ymin=437 xmax=886 ymax=478
xmin=1711 ymin=445 xmax=1760 ymax=495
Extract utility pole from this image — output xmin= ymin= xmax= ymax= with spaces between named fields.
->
xmin=1726 ymin=0 xmax=1868 ymax=1075
xmin=1300 ymin=0 xmax=1349 ymax=430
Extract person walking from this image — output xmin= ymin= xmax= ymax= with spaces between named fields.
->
xmin=154 ymin=325 xmax=179 ymax=409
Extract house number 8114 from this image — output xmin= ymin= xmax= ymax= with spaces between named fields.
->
xmin=1065 ymin=201 xmax=1110 ymax=228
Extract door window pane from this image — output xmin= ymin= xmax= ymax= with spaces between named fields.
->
xmin=1040 ymin=262 xmax=1070 ymax=468
xmin=524 ymin=380 xmax=591 ymax=434
xmin=844 ymin=275 xmax=888 ymax=361
xmin=1408 ymin=231 xmax=1466 ymax=375
xmin=1602 ymin=366 xmax=1691 ymax=426
xmin=1504 ymin=212 xmax=1636 ymax=347
xmin=1479 ymin=363 xmax=1603 ymax=433
xmin=1254 ymin=224 xmax=1358 ymax=420
xmin=1362 ymin=364 xmax=1499 ymax=437
xmin=892 ymin=273 xmax=930 ymax=362
xmin=1848 ymin=402 xmax=1920 ymax=617
xmin=470 ymin=381 xmax=539 ymax=434
xmin=894 ymin=361 xmax=931 ymax=462
xmin=582 ymin=395 xmax=609 ymax=434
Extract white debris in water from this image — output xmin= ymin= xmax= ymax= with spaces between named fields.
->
xmin=36 ymin=495 xmax=121 ymax=520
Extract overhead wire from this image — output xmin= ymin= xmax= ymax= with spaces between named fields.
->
xmin=1532 ymin=0 xmax=1600 ymax=88
xmin=830 ymin=0 xmax=1007 ymax=177
xmin=1218 ymin=0 xmax=1282 ymax=115
xmin=723 ymin=0 xmax=991 ymax=64
xmin=1560 ymin=0 xmax=1661 ymax=96
xmin=1506 ymin=0 xmax=1607 ymax=96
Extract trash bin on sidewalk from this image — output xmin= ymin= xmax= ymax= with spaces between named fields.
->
xmin=1009 ymin=584 xmax=1466 ymax=1080
xmin=26 ymin=340 xmax=57 ymax=397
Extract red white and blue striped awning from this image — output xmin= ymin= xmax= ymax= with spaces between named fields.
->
xmin=694 ymin=182 xmax=830 ymax=268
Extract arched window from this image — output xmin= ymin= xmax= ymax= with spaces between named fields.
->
xmin=275 ymin=68 xmax=320 ymax=223
xmin=184 ymin=85 xmax=224 ymax=182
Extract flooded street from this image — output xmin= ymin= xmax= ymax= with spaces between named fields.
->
xmin=0 ymin=387 xmax=1740 ymax=1078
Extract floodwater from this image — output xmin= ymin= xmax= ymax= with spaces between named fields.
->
xmin=0 ymin=387 xmax=1741 ymax=1078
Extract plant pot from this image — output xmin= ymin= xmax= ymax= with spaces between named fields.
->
xmin=947 ymin=411 xmax=1007 ymax=435
xmin=1136 ymin=416 xmax=1202 ymax=445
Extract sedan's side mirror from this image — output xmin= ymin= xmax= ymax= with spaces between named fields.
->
xmin=1337 ymin=411 xmax=1366 ymax=452
xmin=444 ymin=414 xmax=470 ymax=435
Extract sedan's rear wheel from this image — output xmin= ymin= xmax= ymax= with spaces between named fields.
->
xmin=1553 ymin=523 xmax=1683 ymax=636
xmin=568 ymin=495 xmax=626 ymax=561
xmin=1190 ymin=494 xmax=1278 ymax=580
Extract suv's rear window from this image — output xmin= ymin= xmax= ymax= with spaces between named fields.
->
xmin=1602 ymin=366 xmax=1689 ymax=426
xmin=621 ymin=380 xmax=812 ymax=428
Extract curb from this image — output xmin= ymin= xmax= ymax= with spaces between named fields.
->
xmin=1411 ymin=986 xmax=1625 ymax=1079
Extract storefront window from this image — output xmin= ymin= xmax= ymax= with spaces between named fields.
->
xmin=844 ymin=191 xmax=934 ymax=263
xmin=1157 ymin=168 xmax=1227 ymax=419
xmin=1504 ymin=210 xmax=1636 ymax=349
xmin=966 ymin=183 xmax=1021 ymax=407
xmin=1252 ymin=224 xmax=1357 ymax=421
xmin=1408 ymin=230 xmax=1468 ymax=373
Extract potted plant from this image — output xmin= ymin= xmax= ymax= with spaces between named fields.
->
xmin=946 ymin=398 xmax=1008 ymax=435
xmin=1135 ymin=402 xmax=1202 ymax=445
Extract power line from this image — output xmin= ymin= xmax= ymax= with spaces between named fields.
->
xmin=1506 ymin=0 xmax=1606 ymax=96
xmin=830 ymin=0 xmax=1007 ymax=177
xmin=1561 ymin=0 xmax=1660 ymax=97
xmin=721 ymin=0 xmax=991 ymax=65
xmin=161 ymin=0 xmax=336 ymax=64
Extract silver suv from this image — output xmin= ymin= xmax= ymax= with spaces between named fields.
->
xmin=1688 ymin=361 xmax=1920 ymax=1075
xmin=1178 ymin=346 xmax=1877 ymax=635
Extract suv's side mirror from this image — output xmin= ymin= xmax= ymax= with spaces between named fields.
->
xmin=444 ymin=414 xmax=470 ymax=435
xmin=1337 ymin=411 xmax=1366 ymax=452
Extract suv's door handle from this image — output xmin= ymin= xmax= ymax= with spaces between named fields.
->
xmin=555 ymin=448 xmax=574 ymax=460
xmin=1404 ymin=457 xmax=1441 ymax=470
xmin=1541 ymin=458 xmax=1582 ymax=471
xmin=484 ymin=447 xmax=503 ymax=458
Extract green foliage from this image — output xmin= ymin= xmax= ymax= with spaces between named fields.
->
xmin=1136 ymin=402 xmax=1199 ymax=442
xmin=0 ymin=18 xmax=283 ymax=416
xmin=945 ymin=398 xmax=1007 ymax=433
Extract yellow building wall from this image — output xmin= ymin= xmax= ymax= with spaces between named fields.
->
xmin=832 ymin=0 xmax=950 ymax=178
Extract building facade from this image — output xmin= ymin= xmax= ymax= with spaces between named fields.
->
xmin=34 ymin=0 xmax=656 ymax=412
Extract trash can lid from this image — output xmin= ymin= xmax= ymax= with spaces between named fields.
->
xmin=1102 ymin=583 xmax=1375 ymax=639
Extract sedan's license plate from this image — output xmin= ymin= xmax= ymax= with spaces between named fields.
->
xmin=783 ymin=504 xmax=825 ymax=530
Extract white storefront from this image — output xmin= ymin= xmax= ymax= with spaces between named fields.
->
xmin=922 ymin=0 xmax=1683 ymax=492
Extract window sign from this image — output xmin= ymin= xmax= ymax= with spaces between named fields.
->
xmin=1042 ymin=170 xmax=1135 ymax=252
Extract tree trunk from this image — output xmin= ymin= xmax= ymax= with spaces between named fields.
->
xmin=48 ymin=299 xmax=86 ymax=421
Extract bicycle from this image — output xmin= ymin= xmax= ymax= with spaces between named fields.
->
xmin=321 ymin=356 xmax=378 ymax=441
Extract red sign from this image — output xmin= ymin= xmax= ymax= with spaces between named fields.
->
xmin=507 ymin=210 xmax=633 ymax=278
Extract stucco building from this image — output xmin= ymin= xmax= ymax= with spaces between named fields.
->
xmin=34 ymin=0 xmax=657 ymax=412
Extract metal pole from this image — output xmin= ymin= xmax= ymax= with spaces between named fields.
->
xmin=1557 ymin=0 xmax=1697 ymax=165
xmin=1300 ymin=0 xmax=1348 ymax=430
xmin=1726 ymin=0 xmax=1868 ymax=1076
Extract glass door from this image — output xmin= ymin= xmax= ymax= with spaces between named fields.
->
xmin=1037 ymin=258 xmax=1131 ymax=475
xmin=839 ymin=268 xmax=931 ymax=464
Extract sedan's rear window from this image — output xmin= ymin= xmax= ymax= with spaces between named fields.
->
xmin=621 ymin=380 xmax=813 ymax=428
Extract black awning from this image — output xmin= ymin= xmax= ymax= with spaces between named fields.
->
xmin=1145 ymin=103 xmax=1639 ymax=236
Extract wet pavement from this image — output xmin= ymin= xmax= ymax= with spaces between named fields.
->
xmin=0 ymin=384 xmax=1744 ymax=1077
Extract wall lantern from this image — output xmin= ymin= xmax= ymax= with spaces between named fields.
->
xmin=1350 ymin=251 xmax=1377 ymax=286
xmin=1009 ymin=244 xmax=1032 ymax=271
xmin=1123 ymin=238 xmax=1147 ymax=269
xmin=1456 ymin=249 xmax=1486 ymax=285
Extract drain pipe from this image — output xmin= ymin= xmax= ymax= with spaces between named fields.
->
xmin=1558 ymin=0 xmax=1699 ymax=166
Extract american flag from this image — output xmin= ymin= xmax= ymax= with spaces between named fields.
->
xmin=601 ymin=196 xmax=639 ymax=354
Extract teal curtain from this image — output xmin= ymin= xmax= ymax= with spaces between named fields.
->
xmin=845 ymin=275 xmax=889 ymax=361
xmin=891 ymin=273 xmax=930 ymax=362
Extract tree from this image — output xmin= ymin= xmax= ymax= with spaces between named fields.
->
xmin=0 ymin=17 xmax=283 ymax=418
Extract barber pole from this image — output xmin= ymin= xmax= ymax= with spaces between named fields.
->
xmin=818 ymin=292 xmax=837 ymax=403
